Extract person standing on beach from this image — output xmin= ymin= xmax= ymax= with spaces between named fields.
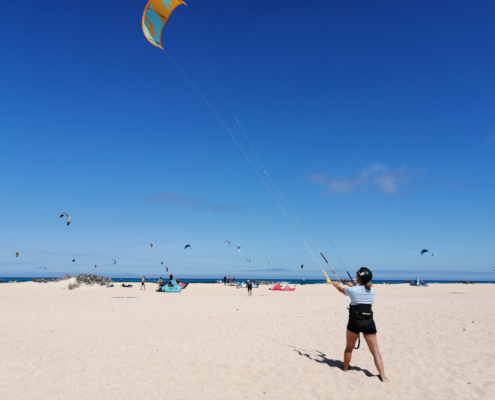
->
xmin=247 ymin=280 xmax=252 ymax=296
xmin=332 ymin=267 xmax=389 ymax=382
xmin=141 ymin=276 xmax=145 ymax=290
xmin=223 ymin=276 xmax=227 ymax=286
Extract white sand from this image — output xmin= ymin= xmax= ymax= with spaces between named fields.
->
xmin=0 ymin=281 xmax=493 ymax=399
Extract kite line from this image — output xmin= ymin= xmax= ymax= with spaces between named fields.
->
xmin=144 ymin=1 xmax=347 ymax=282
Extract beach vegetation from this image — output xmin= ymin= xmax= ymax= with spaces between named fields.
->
xmin=68 ymin=282 xmax=81 ymax=290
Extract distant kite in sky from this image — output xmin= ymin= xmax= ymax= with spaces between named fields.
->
xmin=236 ymin=244 xmax=241 ymax=252
xmin=431 ymin=253 xmax=436 ymax=257
xmin=35 ymin=267 xmax=47 ymax=270
xmin=184 ymin=244 xmax=191 ymax=250
xmin=150 ymin=243 xmax=154 ymax=249
xmin=301 ymin=264 xmax=304 ymax=270
xmin=224 ymin=241 xmax=231 ymax=247
xmin=161 ymin=261 xmax=164 ymax=265
xmin=166 ymin=267 xmax=169 ymax=272
xmin=95 ymin=265 xmax=97 ymax=268
xmin=15 ymin=252 xmax=19 ymax=258
xmin=72 ymin=259 xmax=76 ymax=263
xmin=112 ymin=259 xmax=116 ymax=265
xmin=421 ymin=249 xmax=428 ymax=255
xmin=142 ymin=0 xmax=186 ymax=49
xmin=246 ymin=259 xmax=251 ymax=263
xmin=60 ymin=213 xmax=71 ymax=226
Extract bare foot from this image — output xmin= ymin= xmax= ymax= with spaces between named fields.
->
xmin=380 ymin=376 xmax=390 ymax=383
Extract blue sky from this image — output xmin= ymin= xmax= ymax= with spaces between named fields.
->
xmin=1 ymin=1 xmax=494 ymax=280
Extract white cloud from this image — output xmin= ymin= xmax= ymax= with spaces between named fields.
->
xmin=308 ymin=163 xmax=410 ymax=196
xmin=142 ymin=192 xmax=197 ymax=206
xmin=142 ymin=192 xmax=245 ymax=212
xmin=212 ymin=204 xmax=246 ymax=212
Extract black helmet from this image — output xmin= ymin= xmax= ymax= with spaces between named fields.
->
xmin=356 ymin=267 xmax=373 ymax=284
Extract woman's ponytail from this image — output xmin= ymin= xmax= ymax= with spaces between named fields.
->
xmin=365 ymin=281 xmax=373 ymax=290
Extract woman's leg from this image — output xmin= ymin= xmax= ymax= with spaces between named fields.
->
xmin=343 ymin=329 xmax=359 ymax=371
xmin=363 ymin=334 xmax=389 ymax=382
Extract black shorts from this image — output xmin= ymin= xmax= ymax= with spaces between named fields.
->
xmin=347 ymin=318 xmax=377 ymax=335
xmin=141 ymin=282 xmax=145 ymax=285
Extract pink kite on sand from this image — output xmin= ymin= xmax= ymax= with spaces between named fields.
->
xmin=269 ymin=283 xmax=296 ymax=291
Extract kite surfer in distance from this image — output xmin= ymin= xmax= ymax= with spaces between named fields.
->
xmin=141 ymin=276 xmax=145 ymax=290
xmin=332 ymin=267 xmax=389 ymax=382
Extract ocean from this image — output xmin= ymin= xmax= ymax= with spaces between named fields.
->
xmin=0 ymin=277 xmax=491 ymax=284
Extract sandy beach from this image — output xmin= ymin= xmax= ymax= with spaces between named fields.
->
xmin=0 ymin=280 xmax=493 ymax=399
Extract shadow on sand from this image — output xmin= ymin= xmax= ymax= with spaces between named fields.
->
xmin=290 ymin=346 xmax=377 ymax=379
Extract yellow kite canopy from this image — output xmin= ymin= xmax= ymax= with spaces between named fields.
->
xmin=142 ymin=0 xmax=186 ymax=49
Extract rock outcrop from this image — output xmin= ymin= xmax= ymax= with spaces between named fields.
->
xmin=76 ymin=274 xmax=114 ymax=286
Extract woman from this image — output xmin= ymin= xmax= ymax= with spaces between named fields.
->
xmin=332 ymin=267 xmax=389 ymax=382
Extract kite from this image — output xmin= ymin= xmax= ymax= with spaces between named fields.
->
xmin=112 ymin=259 xmax=116 ymax=265
xmin=184 ymin=244 xmax=191 ymax=250
xmin=166 ymin=267 xmax=169 ymax=272
xmin=161 ymin=262 xmax=164 ymax=265
xmin=150 ymin=243 xmax=154 ymax=249
xmin=72 ymin=259 xmax=76 ymax=263
xmin=421 ymin=249 xmax=428 ymax=255
xmin=431 ymin=253 xmax=436 ymax=257
xmin=142 ymin=0 xmax=186 ymax=49
xmin=60 ymin=213 xmax=71 ymax=226
xmin=236 ymin=244 xmax=241 ymax=252
xmin=223 ymin=240 xmax=231 ymax=247
xmin=177 ymin=258 xmax=182 ymax=262
xmin=95 ymin=265 xmax=97 ymax=268
xmin=15 ymin=252 xmax=19 ymax=258
xmin=246 ymin=259 xmax=251 ymax=263
xmin=35 ymin=267 xmax=47 ymax=270
xmin=301 ymin=264 xmax=304 ymax=269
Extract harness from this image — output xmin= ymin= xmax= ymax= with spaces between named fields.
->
xmin=348 ymin=304 xmax=373 ymax=349
xmin=348 ymin=303 xmax=373 ymax=320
